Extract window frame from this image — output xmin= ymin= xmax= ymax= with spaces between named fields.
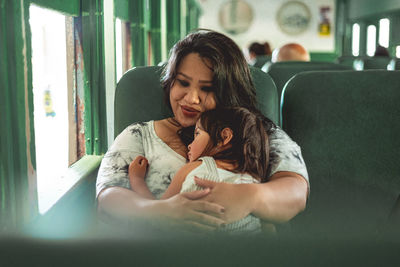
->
xmin=1 ymin=0 xmax=108 ymax=228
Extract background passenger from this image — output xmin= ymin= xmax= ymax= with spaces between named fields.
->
xmin=248 ymin=42 xmax=271 ymax=68
xmin=248 ymin=42 xmax=266 ymax=61
xmin=374 ymin=45 xmax=390 ymax=57
xmin=96 ymin=30 xmax=309 ymax=233
xmin=263 ymin=42 xmax=272 ymax=56
xmin=271 ymin=43 xmax=310 ymax=62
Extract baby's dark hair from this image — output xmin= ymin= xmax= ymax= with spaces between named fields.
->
xmin=199 ymin=107 xmax=269 ymax=182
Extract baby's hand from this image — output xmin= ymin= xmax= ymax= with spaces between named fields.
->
xmin=129 ymin=155 xmax=149 ymax=181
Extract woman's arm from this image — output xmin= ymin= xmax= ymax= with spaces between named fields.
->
xmin=252 ymin=172 xmax=307 ymax=221
xmin=194 ymin=171 xmax=307 ymax=223
xmin=97 ymin=186 xmax=226 ymax=231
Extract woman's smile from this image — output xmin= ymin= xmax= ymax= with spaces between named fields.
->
xmin=180 ymin=105 xmax=200 ymax=117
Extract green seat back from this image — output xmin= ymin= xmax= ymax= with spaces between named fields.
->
xmin=281 ymin=70 xmax=400 ymax=238
xmin=336 ymin=55 xmax=358 ymax=69
xmin=114 ymin=66 xmax=279 ymax=137
xmin=267 ymin=61 xmax=351 ymax=102
xmin=361 ymin=57 xmax=392 ymax=70
xmin=252 ymin=55 xmax=271 ymax=69
xmin=388 ymin=58 xmax=400 ymax=70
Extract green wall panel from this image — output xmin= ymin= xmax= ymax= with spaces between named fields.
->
xmin=81 ymin=0 xmax=108 ymax=154
xmin=0 ymin=0 xmax=38 ymax=229
xmin=150 ymin=0 xmax=162 ymax=65
xmin=114 ymin=0 xmax=130 ymax=21
xmin=30 ymin=0 xmax=80 ymax=16
xmin=348 ymin=0 xmax=400 ymax=20
xmin=166 ymin=0 xmax=180 ymax=52
xmin=131 ymin=0 xmax=148 ymax=66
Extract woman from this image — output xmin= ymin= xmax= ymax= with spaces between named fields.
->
xmin=96 ymin=30 xmax=309 ymax=232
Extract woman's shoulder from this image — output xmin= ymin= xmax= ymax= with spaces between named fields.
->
xmin=117 ymin=121 xmax=154 ymax=138
xmin=268 ymin=126 xmax=293 ymax=142
xmin=268 ymin=126 xmax=302 ymax=151
xmin=109 ymin=121 xmax=153 ymax=151
xmin=125 ymin=120 xmax=153 ymax=132
xmin=267 ymin=126 xmax=310 ymax=183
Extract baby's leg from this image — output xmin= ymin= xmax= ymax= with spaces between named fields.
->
xmin=129 ymin=156 xmax=148 ymax=188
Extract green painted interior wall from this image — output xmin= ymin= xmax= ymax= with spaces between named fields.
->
xmin=150 ymin=0 xmax=162 ymax=65
xmin=114 ymin=0 xmax=130 ymax=21
xmin=81 ymin=0 xmax=108 ymax=155
xmin=30 ymin=0 xmax=80 ymax=16
xmin=348 ymin=0 xmax=400 ymax=20
xmin=336 ymin=0 xmax=400 ymax=56
xmin=0 ymin=0 xmax=37 ymax=230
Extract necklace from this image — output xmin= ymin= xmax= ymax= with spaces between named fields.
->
xmin=167 ymin=117 xmax=181 ymax=128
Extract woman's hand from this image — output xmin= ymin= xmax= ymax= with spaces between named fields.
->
xmin=194 ymin=172 xmax=308 ymax=223
xmin=98 ymin=187 xmax=226 ymax=233
xmin=155 ymin=189 xmax=227 ymax=232
xmin=194 ymin=177 xmax=256 ymax=224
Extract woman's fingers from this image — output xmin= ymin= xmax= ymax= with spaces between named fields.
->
xmin=185 ymin=209 xmax=225 ymax=228
xmin=181 ymin=220 xmax=218 ymax=232
xmin=181 ymin=188 xmax=210 ymax=200
xmin=190 ymin=200 xmax=225 ymax=215
xmin=180 ymin=191 xmax=226 ymax=221
xmin=161 ymin=194 xmax=226 ymax=230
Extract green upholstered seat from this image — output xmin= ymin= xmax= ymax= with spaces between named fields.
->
xmin=388 ymin=58 xmax=400 ymax=70
xmin=252 ymin=55 xmax=271 ymax=69
xmin=114 ymin=66 xmax=279 ymax=137
xmin=114 ymin=66 xmax=171 ymax=137
xmin=360 ymin=57 xmax=392 ymax=70
xmin=281 ymin=70 xmax=400 ymax=238
xmin=336 ymin=55 xmax=358 ymax=69
xmin=267 ymin=61 xmax=352 ymax=103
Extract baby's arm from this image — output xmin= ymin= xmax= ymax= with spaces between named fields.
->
xmin=129 ymin=156 xmax=155 ymax=200
xmin=160 ymin=161 xmax=202 ymax=200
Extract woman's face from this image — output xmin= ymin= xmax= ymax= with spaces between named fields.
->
xmin=187 ymin=121 xmax=210 ymax=162
xmin=169 ymin=53 xmax=216 ymax=128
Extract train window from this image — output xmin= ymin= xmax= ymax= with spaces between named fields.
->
xmin=397 ymin=46 xmax=400 ymax=58
xmin=29 ymin=5 xmax=75 ymax=213
xmin=378 ymin=18 xmax=390 ymax=48
xmin=115 ymin=18 xmax=132 ymax=82
xmin=367 ymin=25 xmax=376 ymax=56
xmin=161 ymin=0 xmax=168 ymax=61
xmin=352 ymin=23 xmax=360 ymax=56
xmin=115 ymin=18 xmax=123 ymax=81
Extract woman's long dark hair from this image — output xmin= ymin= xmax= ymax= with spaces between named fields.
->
xmin=161 ymin=29 xmax=275 ymax=146
xmin=199 ymin=107 xmax=269 ymax=182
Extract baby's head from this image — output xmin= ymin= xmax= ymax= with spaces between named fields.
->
xmin=187 ymin=107 xmax=269 ymax=181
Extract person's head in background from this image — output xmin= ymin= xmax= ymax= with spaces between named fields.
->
xmin=263 ymin=42 xmax=272 ymax=55
xmin=374 ymin=45 xmax=390 ymax=57
xmin=248 ymin=42 xmax=266 ymax=61
xmin=271 ymin=43 xmax=310 ymax=63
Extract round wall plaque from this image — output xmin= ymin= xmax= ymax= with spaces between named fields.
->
xmin=276 ymin=1 xmax=311 ymax=35
xmin=219 ymin=0 xmax=254 ymax=35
